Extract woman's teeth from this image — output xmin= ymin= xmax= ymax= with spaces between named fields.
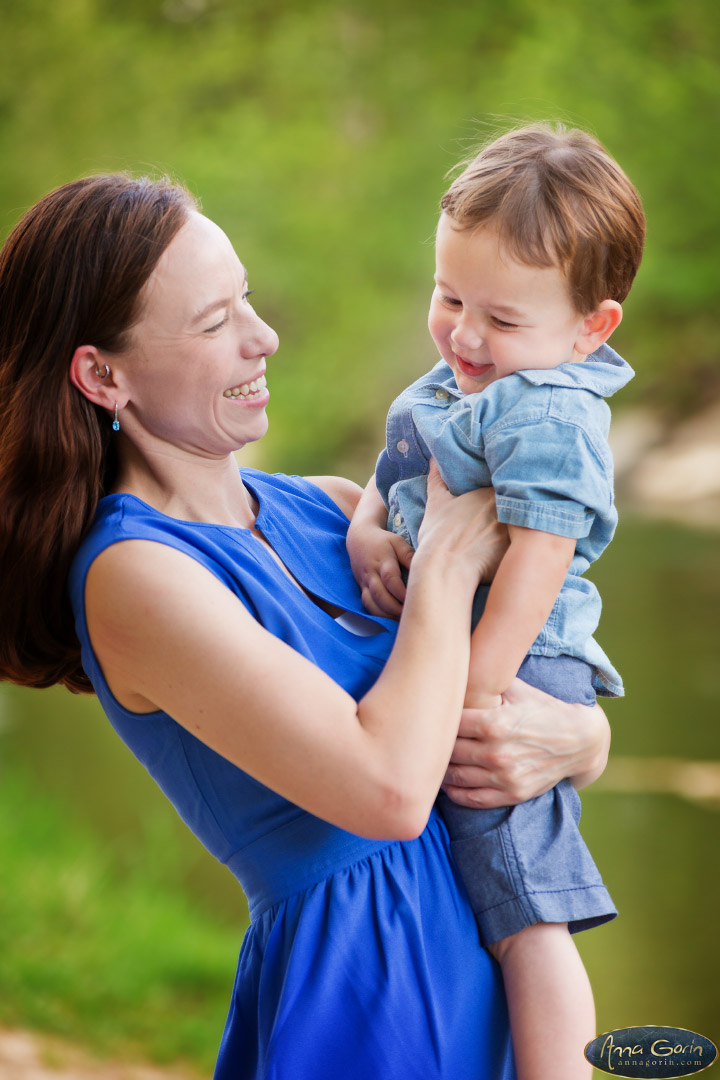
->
xmin=224 ymin=374 xmax=267 ymax=399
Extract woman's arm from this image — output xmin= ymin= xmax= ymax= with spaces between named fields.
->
xmin=85 ymin=465 xmax=488 ymax=841
xmin=441 ymin=678 xmax=611 ymax=809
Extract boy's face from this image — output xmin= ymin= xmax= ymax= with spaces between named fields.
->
xmin=428 ymin=214 xmax=590 ymax=396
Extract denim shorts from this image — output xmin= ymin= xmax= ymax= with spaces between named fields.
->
xmin=437 ymin=653 xmax=617 ymax=945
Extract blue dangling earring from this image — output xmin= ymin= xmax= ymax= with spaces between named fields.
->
xmin=112 ymin=402 xmax=120 ymax=432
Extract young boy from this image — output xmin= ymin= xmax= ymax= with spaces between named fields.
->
xmin=347 ymin=124 xmax=645 ymax=1080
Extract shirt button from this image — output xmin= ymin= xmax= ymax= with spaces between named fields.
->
xmin=393 ymin=513 xmax=403 ymax=528
xmin=396 ymin=439 xmax=410 ymax=455
xmin=435 ymin=388 xmax=449 ymax=401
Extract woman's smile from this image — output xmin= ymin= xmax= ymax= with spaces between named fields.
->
xmin=223 ymin=372 xmax=268 ymax=401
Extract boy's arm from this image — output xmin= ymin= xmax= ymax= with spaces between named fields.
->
xmin=346 ymin=476 xmax=415 ymax=618
xmin=466 ymin=525 xmax=576 ymax=709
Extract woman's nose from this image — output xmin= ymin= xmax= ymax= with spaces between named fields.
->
xmin=245 ymin=311 xmax=279 ymax=359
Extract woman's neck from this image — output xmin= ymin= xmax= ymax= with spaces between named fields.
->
xmin=111 ymin=441 xmax=259 ymax=528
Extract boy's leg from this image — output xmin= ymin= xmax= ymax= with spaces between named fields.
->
xmin=438 ymin=654 xmax=614 ymax=1080
xmin=438 ymin=654 xmax=614 ymax=942
xmin=490 ymin=923 xmax=594 ymax=1080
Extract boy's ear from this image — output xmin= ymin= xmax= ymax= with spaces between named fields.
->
xmin=575 ymin=300 xmax=623 ymax=356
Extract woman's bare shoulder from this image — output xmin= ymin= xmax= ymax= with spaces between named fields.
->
xmin=303 ymin=475 xmax=364 ymax=519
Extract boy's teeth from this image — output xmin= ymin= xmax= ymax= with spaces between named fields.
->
xmin=224 ymin=374 xmax=267 ymax=399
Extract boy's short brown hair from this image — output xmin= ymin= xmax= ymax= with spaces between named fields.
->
xmin=440 ymin=123 xmax=645 ymax=314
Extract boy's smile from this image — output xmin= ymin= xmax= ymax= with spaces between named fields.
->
xmin=454 ymin=356 xmax=494 ymax=381
xmin=428 ymin=214 xmax=593 ymax=397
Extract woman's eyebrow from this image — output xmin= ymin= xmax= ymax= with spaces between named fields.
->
xmin=191 ymin=298 xmax=231 ymax=325
xmin=191 ymin=272 xmax=248 ymax=325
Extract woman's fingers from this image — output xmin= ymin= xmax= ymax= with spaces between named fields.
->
xmin=445 ymin=736 xmax=498 ymax=769
xmin=420 ymin=460 xmax=509 ymax=582
xmin=442 ymin=680 xmax=598 ymax=805
xmin=443 ymin=741 xmax=546 ymax=799
xmin=441 ymin=783 xmax=526 ymax=809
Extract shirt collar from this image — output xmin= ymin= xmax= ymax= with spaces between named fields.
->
xmin=515 ymin=344 xmax=634 ymax=397
xmin=428 ymin=344 xmax=633 ymax=399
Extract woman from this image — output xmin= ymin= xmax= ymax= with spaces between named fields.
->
xmin=0 ymin=175 xmax=610 ymax=1079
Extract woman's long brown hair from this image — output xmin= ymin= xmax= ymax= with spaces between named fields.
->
xmin=0 ymin=174 xmax=197 ymax=692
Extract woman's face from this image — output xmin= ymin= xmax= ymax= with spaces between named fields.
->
xmin=119 ymin=211 xmax=279 ymax=458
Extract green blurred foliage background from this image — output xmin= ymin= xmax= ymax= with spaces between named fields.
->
xmin=1 ymin=0 xmax=718 ymax=478
xmin=1 ymin=1 xmax=719 ymax=1073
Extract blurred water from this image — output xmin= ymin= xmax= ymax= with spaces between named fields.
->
xmin=1 ymin=515 xmax=718 ymax=1036
xmin=576 ymin=516 xmax=720 ymax=1040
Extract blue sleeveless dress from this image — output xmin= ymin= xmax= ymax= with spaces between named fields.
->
xmin=68 ymin=469 xmax=516 ymax=1080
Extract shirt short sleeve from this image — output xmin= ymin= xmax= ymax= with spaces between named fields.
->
xmin=484 ymin=415 xmax=614 ymax=539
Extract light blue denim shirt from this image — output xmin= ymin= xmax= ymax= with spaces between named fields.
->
xmin=375 ymin=344 xmax=633 ymax=696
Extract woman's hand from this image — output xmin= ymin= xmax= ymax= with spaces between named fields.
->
xmin=416 ymin=461 xmax=509 ymax=586
xmin=441 ymin=677 xmax=611 ymax=808
xmin=348 ymin=464 xmax=508 ymax=616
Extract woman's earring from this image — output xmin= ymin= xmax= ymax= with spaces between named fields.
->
xmin=96 ymin=364 xmax=110 ymax=379
xmin=112 ymin=402 xmax=120 ymax=432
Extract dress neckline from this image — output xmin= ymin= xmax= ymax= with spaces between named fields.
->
xmin=105 ymin=479 xmax=354 ymax=620
xmin=103 ymin=469 xmax=267 ymax=533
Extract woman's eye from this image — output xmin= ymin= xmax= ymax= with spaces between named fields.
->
xmin=204 ymin=316 xmax=228 ymax=334
xmin=204 ymin=290 xmax=255 ymax=331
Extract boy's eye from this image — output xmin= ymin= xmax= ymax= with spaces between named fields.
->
xmin=440 ymin=293 xmax=462 ymax=307
xmin=243 ymin=289 xmax=255 ymax=302
xmin=491 ymin=316 xmax=517 ymax=330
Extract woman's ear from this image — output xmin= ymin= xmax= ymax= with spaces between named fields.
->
xmin=69 ymin=345 xmax=125 ymax=409
xmin=574 ymin=300 xmax=623 ymax=356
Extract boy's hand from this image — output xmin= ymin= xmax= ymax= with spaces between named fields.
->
xmin=347 ymin=525 xmax=414 ymax=618
xmin=347 ymin=474 xmax=415 ymax=617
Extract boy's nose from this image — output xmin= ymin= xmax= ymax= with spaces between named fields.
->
xmin=451 ymin=323 xmax=483 ymax=353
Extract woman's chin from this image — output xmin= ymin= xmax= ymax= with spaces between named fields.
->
xmin=230 ymin=413 xmax=269 ymax=454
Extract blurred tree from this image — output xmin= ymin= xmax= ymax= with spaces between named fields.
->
xmin=0 ymin=0 xmax=717 ymax=475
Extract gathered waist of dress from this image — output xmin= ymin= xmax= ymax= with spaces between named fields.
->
xmin=223 ymin=811 xmax=410 ymax=920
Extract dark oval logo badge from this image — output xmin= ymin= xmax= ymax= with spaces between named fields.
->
xmin=586 ymin=1026 xmax=717 ymax=1077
